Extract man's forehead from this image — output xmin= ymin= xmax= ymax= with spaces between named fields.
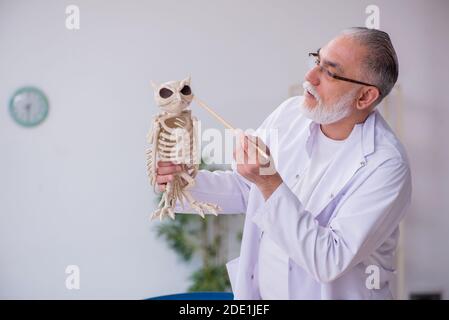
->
xmin=320 ymin=36 xmax=365 ymax=74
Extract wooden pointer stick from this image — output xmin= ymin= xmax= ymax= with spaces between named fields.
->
xmin=193 ymin=96 xmax=270 ymax=161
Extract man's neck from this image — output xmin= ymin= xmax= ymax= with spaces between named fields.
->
xmin=320 ymin=112 xmax=371 ymax=141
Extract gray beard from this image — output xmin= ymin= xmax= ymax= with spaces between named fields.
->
xmin=299 ymin=90 xmax=357 ymax=124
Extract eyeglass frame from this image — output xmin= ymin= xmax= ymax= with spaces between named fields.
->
xmin=308 ymin=49 xmax=381 ymax=96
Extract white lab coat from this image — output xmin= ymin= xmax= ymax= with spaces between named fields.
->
xmin=175 ymin=96 xmax=412 ymax=299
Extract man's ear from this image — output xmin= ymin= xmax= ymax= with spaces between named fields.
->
xmin=356 ymin=87 xmax=380 ymax=111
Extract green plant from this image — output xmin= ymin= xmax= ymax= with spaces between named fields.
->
xmin=154 ymin=161 xmax=243 ymax=292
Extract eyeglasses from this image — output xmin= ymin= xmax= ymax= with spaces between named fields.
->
xmin=308 ymin=49 xmax=381 ymax=96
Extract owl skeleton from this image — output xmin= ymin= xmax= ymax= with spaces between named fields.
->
xmin=146 ymin=77 xmax=221 ymax=220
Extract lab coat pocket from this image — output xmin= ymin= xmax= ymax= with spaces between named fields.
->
xmin=226 ymin=256 xmax=240 ymax=293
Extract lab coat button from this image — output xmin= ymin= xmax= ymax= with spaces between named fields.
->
xmin=330 ymin=193 xmax=334 ymax=198
xmin=251 ymin=274 xmax=254 ymax=280
xmin=360 ymin=161 xmax=366 ymax=167
xmin=295 ymin=174 xmax=300 ymax=179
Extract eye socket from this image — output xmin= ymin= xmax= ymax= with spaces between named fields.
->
xmin=180 ymin=85 xmax=192 ymax=96
xmin=159 ymin=88 xmax=173 ymax=98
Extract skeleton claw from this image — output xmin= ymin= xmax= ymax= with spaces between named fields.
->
xmin=150 ymin=207 xmax=171 ymax=221
xmin=150 ymin=209 xmax=160 ymax=221
xmin=190 ymin=201 xmax=220 ymax=218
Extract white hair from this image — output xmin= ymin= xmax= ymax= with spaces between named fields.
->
xmin=341 ymin=27 xmax=399 ymax=106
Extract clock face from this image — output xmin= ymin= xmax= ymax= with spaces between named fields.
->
xmin=9 ymin=87 xmax=49 ymax=127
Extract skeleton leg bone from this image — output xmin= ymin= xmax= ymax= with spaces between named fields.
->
xmin=182 ymin=189 xmax=221 ymax=218
xmin=151 ymin=181 xmax=176 ymax=221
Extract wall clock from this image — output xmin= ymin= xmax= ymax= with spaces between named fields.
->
xmin=9 ymin=87 xmax=49 ymax=127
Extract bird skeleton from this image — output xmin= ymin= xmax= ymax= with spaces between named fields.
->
xmin=146 ymin=77 xmax=221 ymax=220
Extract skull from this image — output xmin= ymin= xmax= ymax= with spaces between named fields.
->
xmin=151 ymin=76 xmax=194 ymax=114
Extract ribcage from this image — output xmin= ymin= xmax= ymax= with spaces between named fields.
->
xmin=157 ymin=113 xmax=194 ymax=163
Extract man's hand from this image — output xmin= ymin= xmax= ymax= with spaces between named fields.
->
xmin=233 ymin=133 xmax=283 ymax=201
xmin=156 ymin=161 xmax=182 ymax=192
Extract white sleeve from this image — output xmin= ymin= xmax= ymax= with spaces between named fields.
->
xmin=175 ymin=170 xmax=251 ymax=214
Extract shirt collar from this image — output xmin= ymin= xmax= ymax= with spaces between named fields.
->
xmin=305 ymin=110 xmax=377 ymax=158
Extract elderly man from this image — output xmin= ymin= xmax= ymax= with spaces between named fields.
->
xmin=156 ymin=27 xmax=412 ymax=299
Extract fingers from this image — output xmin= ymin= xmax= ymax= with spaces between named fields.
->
xmin=156 ymin=162 xmax=182 ymax=192
xmin=233 ymin=136 xmax=247 ymax=164
xmin=240 ymin=134 xmax=249 ymax=153
xmin=233 ymin=133 xmax=277 ymax=180
xmin=233 ymin=134 xmax=273 ymax=172
xmin=233 ymin=134 xmax=254 ymax=164
xmin=156 ymin=174 xmax=173 ymax=192
xmin=242 ymin=135 xmax=261 ymax=165
xmin=157 ymin=165 xmax=182 ymax=175
xmin=158 ymin=161 xmax=175 ymax=167
xmin=157 ymin=174 xmax=174 ymax=184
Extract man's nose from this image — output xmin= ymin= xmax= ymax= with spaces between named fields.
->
xmin=305 ymin=66 xmax=320 ymax=87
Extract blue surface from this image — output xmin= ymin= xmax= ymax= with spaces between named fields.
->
xmin=149 ymin=292 xmax=234 ymax=300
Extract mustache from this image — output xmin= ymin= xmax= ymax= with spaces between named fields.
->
xmin=302 ymin=81 xmax=321 ymax=101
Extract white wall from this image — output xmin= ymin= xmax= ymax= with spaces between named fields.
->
xmin=0 ymin=0 xmax=448 ymax=299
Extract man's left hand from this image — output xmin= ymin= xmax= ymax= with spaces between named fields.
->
xmin=233 ymin=133 xmax=283 ymax=201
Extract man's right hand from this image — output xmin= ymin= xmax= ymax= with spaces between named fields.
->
xmin=156 ymin=161 xmax=182 ymax=192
